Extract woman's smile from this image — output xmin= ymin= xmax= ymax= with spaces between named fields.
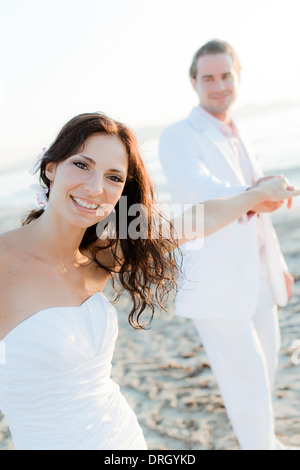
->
xmin=70 ymin=196 xmax=101 ymax=213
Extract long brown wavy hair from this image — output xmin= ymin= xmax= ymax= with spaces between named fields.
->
xmin=22 ymin=113 xmax=182 ymax=329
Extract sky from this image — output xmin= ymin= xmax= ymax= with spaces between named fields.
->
xmin=0 ymin=0 xmax=300 ymax=167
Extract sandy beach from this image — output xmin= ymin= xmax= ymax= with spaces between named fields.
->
xmin=0 ymin=202 xmax=299 ymax=451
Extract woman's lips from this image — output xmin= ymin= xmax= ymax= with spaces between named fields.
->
xmin=70 ymin=196 xmax=115 ymax=219
xmin=71 ymin=196 xmax=99 ymax=213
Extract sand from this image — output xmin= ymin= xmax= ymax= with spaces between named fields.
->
xmin=0 ymin=203 xmax=299 ymax=451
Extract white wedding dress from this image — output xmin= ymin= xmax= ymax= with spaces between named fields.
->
xmin=0 ymin=293 xmax=147 ymax=450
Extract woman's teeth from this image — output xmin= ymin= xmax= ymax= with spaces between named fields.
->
xmin=72 ymin=197 xmax=99 ymax=210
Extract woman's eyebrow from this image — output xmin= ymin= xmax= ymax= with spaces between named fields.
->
xmin=78 ymin=154 xmax=96 ymax=164
xmin=108 ymin=168 xmax=127 ymax=174
xmin=78 ymin=155 xmax=127 ymax=175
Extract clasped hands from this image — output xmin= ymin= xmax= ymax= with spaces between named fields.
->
xmin=250 ymin=176 xmax=295 ymax=213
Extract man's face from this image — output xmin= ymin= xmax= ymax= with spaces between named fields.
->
xmin=191 ymin=53 xmax=240 ymax=117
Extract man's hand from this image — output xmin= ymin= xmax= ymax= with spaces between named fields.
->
xmin=285 ymin=271 xmax=294 ymax=300
xmin=251 ymin=200 xmax=284 ymax=213
xmin=250 ymin=176 xmax=294 ymax=213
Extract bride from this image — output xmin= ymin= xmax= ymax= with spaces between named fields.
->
xmin=0 ymin=112 xmax=298 ymax=450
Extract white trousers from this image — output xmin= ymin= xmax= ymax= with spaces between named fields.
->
xmin=194 ymin=248 xmax=281 ymax=450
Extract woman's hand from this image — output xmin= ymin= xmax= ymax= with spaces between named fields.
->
xmin=253 ymin=176 xmax=300 ymax=203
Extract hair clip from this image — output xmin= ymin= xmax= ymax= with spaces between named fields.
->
xmin=29 ymin=184 xmax=48 ymax=208
xmin=28 ymin=147 xmax=47 ymax=175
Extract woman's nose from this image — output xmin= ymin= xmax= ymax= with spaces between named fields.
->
xmin=84 ymin=173 xmax=104 ymax=195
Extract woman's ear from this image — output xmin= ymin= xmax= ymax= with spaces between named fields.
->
xmin=45 ymin=162 xmax=57 ymax=183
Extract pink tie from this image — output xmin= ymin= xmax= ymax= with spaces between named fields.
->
xmin=220 ymin=123 xmax=239 ymax=137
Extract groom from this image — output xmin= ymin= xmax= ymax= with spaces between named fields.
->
xmin=159 ymin=39 xmax=295 ymax=450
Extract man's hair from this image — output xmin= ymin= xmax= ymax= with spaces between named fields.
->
xmin=189 ymin=39 xmax=241 ymax=79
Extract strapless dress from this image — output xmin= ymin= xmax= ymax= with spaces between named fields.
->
xmin=0 ymin=293 xmax=147 ymax=450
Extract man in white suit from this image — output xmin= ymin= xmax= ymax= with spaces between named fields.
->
xmin=159 ymin=40 xmax=295 ymax=450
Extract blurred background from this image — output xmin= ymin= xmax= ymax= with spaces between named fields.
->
xmin=0 ymin=0 xmax=300 ymax=217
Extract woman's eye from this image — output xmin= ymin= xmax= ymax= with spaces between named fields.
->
xmin=108 ymin=175 xmax=124 ymax=183
xmin=74 ymin=161 xmax=88 ymax=170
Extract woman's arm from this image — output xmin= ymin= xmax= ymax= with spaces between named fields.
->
xmin=172 ymin=176 xmax=300 ymax=247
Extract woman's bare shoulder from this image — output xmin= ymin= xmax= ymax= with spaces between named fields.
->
xmin=0 ymin=231 xmax=12 ymax=251
xmin=0 ymin=233 xmax=11 ymax=276
xmin=0 ymin=227 xmax=24 ymax=242
xmin=0 ymin=228 xmax=24 ymax=262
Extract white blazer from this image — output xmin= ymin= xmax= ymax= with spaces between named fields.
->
xmin=159 ymin=107 xmax=288 ymax=320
